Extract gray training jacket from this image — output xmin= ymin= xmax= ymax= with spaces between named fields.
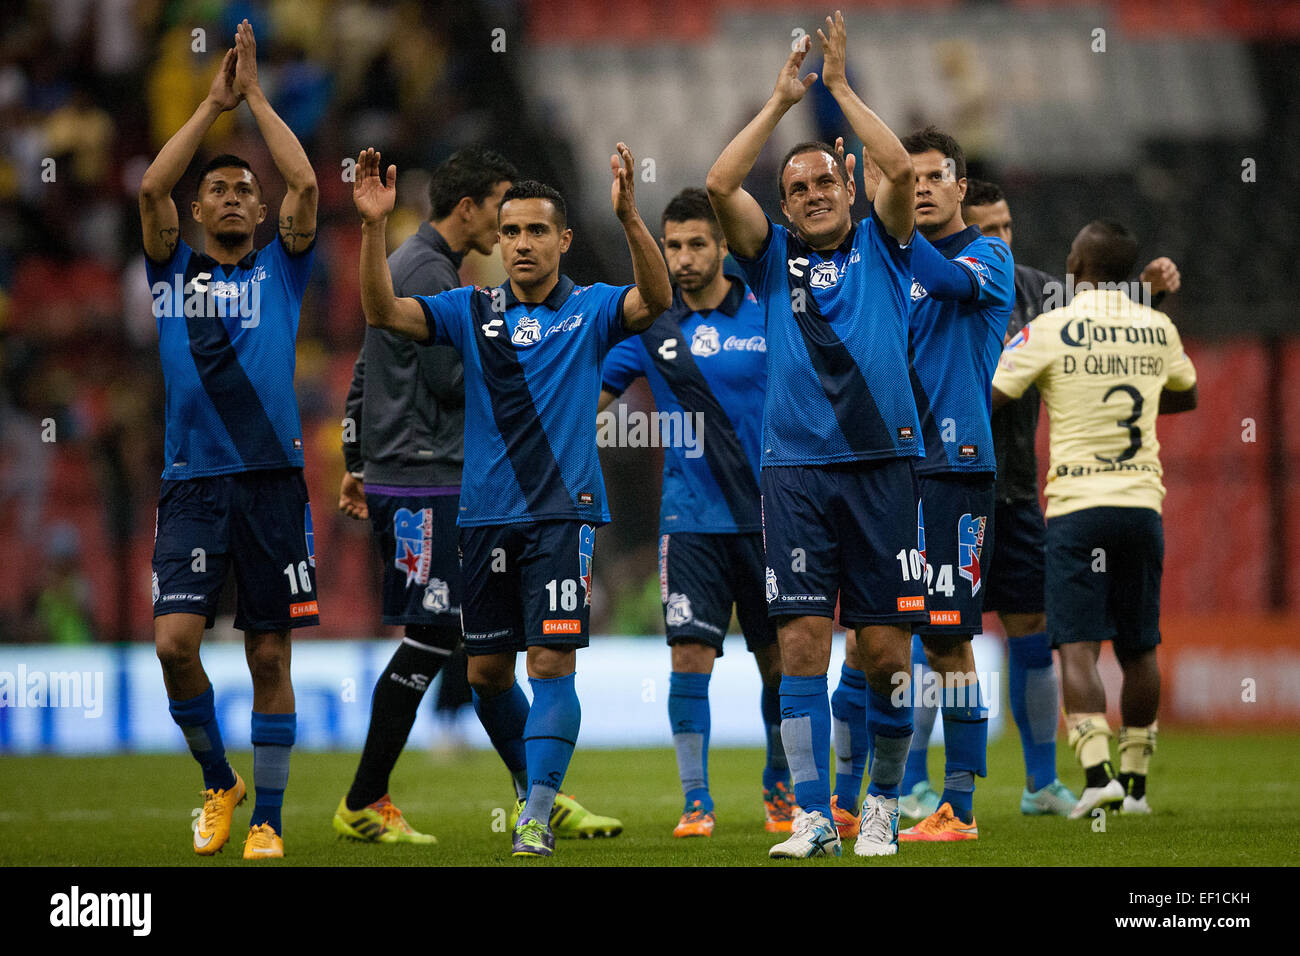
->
xmin=343 ymin=222 xmax=466 ymax=487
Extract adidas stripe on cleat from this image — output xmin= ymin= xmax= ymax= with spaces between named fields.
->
xmin=332 ymin=794 xmax=437 ymax=844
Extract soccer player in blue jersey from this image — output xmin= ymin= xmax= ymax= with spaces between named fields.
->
xmin=707 ymin=12 xmax=926 ymax=859
xmin=598 ymin=188 xmax=793 ymax=837
xmin=140 ymin=21 xmax=316 ymax=860
xmin=353 ymin=144 xmax=671 ymax=857
xmin=831 ymin=128 xmax=1014 ymax=843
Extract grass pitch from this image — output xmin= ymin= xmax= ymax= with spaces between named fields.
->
xmin=2 ymin=731 xmax=1296 ymax=866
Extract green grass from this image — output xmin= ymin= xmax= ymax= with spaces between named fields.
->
xmin=2 ymin=731 xmax=1296 ymax=866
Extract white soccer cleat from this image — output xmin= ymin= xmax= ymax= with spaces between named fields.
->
xmin=768 ymin=808 xmax=842 ymax=859
xmin=1068 ymin=778 xmax=1125 ymax=820
xmin=1121 ymin=795 xmax=1152 ymax=815
xmin=853 ymin=793 xmax=900 ymax=857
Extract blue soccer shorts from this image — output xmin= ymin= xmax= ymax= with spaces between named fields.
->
xmin=366 ymin=485 xmax=462 ymax=627
xmin=915 ymin=473 xmax=995 ymax=637
xmin=658 ymin=531 xmax=776 ymax=656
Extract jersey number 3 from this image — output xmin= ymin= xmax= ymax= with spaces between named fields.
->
xmin=1096 ymin=384 xmax=1143 ymax=464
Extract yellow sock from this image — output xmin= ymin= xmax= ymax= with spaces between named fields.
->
xmin=1118 ymin=722 xmax=1157 ymax=776
xmin=1066 ymin=713 xmax=1113 ymax=770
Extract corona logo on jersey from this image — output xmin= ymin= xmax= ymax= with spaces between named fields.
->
xmin=578 ymin=523 xmax=595 ymax=606
xmin=691 ymin=325 xmax=720 ymax=357
xmin=809 ymin=261 xmax=840 ymax=289
xmin=511 ymin=316 xmax=541 ymax=346
xmin=958 ymin=513 xmax=987 ymax=595
xmin=393 ymin=507 xmax=433 ymax=587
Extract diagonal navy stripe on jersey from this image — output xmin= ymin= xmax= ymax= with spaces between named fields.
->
xmin=181 ymin=252 xmax=286 ymax=467
xmin=468 ymin=293 xmax=574 ymax=518
xmin=908 ymin=341 xmax=947 ymax=466
xmin=640 ymin=318 xmax=760 ymax=528
xmin=786 ymin=233 xmax=892 ymax=456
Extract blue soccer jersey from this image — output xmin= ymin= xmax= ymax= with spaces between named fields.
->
xmin=602 ymin=276 xmax=765 ymax=534
xmin=414 ymin=275 xmax=632 ymax=527
xmin=147 ymin=237 xmax=314 ymax=479
xmin=907 ymin=228 xmax=1014 ymax=474
xmin=733 ymin=208 xmax=920 ymax=466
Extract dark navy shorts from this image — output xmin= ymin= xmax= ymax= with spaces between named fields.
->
xmin=657 ymin=531 xmax=776 ymax=656
xmin=1045 ymin=506 xmax=1163 ymax=652
xmin=366 ymin=485 xmax=462 ymax=626
xmin=760 ymin=458 xmax=927 ymax=628
xmin=983 ymin=497 xmax=1046 ymax=616
xmin=152 ymin=468 xmax=319 ymax=632
xmin=458 ymin=520 xmax=596 ymax=656
xmin=915 ymin=474 xmax=995 ymax=636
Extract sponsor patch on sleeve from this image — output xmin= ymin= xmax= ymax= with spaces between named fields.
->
xmin=956 ymin=255 xmax=991 ymax=287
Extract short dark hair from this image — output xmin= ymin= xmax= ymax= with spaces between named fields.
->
xmin=900 ymin=126 xmax=966 ymax=183
xmin=778 ymin=141 xmax=849 ymax=201
xmin=1079 ymin=218 xmax=1140 ymax=283
xmin=197 ymin=154 xmax=261 ymax=196
xmin=428 ymin=146 xmax=519 ymax=220
xmin=661 ymin=188 xmax=720 ymax=239
xmin=963 ymin=178 xmax=1004 ymax=209
xmin=499 ymin=180 xmax=567 ymax=229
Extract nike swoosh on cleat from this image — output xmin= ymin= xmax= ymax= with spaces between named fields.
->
xmin=251 ymin=847 xmax=280 ymax=854
xmin=194 ymin=831 xmax=215 ymax=848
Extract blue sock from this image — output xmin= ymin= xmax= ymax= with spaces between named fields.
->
xmin=940 ymin=678 xmax=988 ymax=824
xmin=779 ymin=674 xmax=831 ymax=819
xmin=830 ymin=664 xmax=868 ymax=814
xmin=668 ymin=672 xmax=712 ymax=812
xmin=521 ymin=673 xmax=581 ymax=825
xmin=1008 ymin=632 xmax=1059 ymax=792
xmin=168 ymin=686 xmax=236 ymax=792
xmin=249 ymin=712 xmax=295 ymax=834
xmin=760 ymin=683 xmax=789 ymax=791
xmin=865 ymin=684 xmax=912 ymax=800
xmin=901 ymin=634 xmax=936 ymax=793
xmin=473 ymin=682 xmax=531 ymax=800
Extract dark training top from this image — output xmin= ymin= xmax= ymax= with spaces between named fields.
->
xmin=992 ymin=263 xmax=1055 ymax=502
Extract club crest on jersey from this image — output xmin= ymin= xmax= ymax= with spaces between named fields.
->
xmin=957 ymin=513 xmax=986 ymax=595
xmin=393 ymin=507 xmax=433 ymax=587
xmin=809 ymin=261 xmax=840 ymax=289
xmin=512 ymin=316 xmax=541 ymax=346
xmin=422 ymin=577 xmax=450 ymax=613
xmin=911 ymin=278 xmax=929 ymax=301
xmin=665 ymin=592 xmax=693 ymax=627
xmin=691 ymin=325 xmax=720 ymax=357
xmin=1005 ymin=325 xmax=1030 ymax=350
xmin=956 ymin=256 xmax=991 ymax=287
xmin=578 ymin=523 xmax=595 ymax=606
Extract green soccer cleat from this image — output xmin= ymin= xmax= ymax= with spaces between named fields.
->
xmin=511 ymin=818 xmax=555 ymax=858
xmin=898 ymin=781 xmax=941 ymax=821
xmin=332 ymin=794 xmax=437 ymax=844
xmin=1020 ymin=779 xmax=1079 ymax=816
xmin=509 ymin=794 xmax=623 ymax=839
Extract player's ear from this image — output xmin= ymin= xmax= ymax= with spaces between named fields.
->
xmin=456 ymin=195 xmax=477 ymax=221
xmin=780 ymin=198 xmax=790 ymax=224
xmin=256 ymin=202 xmax=267 ymax=225
xmin=559 ymin=227 xmax=573 ymax=254
xmin=844 ymin=172 xmax=856 ymax=207
xmin=191 ymin=200 xmax=203 ymax=223
xmin=956 ymin=177 xmax=967 ymax=205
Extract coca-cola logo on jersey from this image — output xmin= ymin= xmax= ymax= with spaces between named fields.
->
xmin=722 ymin=335 xmax=766 ymax=352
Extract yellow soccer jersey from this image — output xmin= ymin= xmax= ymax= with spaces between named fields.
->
xmin=991 ymin=288 xmax=1196 ymax=518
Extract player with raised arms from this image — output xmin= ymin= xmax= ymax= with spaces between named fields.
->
xmin=598 ymin=188 xmax=794 ymax=838
xmin=991 ymin=219 xmax=1196 ymax=819
xmin=707 ymin=11 xmax=926 ymax=859
xmin=141 ymin=20 xmax=317 ymax=860
xmin=353 ymin=143 xmax=671 ymax=857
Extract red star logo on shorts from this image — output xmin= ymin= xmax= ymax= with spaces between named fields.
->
xmin=397 ymin=543 xmax=421 ymax=583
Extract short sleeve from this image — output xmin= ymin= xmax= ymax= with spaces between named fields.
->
xmin=412 ymin=286 xmax=473 ymax=352
xmin=601 ymin=336 xmax=645 ymax=396
xmin=992 ymin=317 xmax=1054 ymax=400
xmin=730 ymin=218 xmax=781 ymax=294
xmin=1164 ymin=325 xmax=1196 ymax=391
xmin=144 ymin=238 xmax=192 ymax=283
xmin=591 ymin=283 xmax=634 ymax=357
xmin=265 ymin=234 xmax=315 ymax=303
xmin=953 ymin=237 xmax=1014 ymax=310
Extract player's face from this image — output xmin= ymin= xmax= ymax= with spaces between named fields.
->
xmin=661 ymin=219 xmax=725 ymax=293
xmin=912 ymin=150 xmax=966 ymax=234
xmin=780 ymin=151 xmax=854 ymax=248
xmin=467 ymin=180 xmax=512 ymax=256
xmin=498 ymin=198 xmax=572 ymax=287
xmin=965 ymin=199 xmax=1013 ymax=247
xmin=192 ymin=168 xmax=266 ymax=244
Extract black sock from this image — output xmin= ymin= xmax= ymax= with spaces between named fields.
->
xmin=1119 ymin=772 xmax=1146 ymax=800
xmin=347 ymin=625 xmax=459 ymax=810
xmin=1085 ymin=761 xmax=1115 ymax=790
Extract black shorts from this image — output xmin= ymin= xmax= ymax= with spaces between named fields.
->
xmin=366 ymin=485 xmax=462 ymax=626
xmin=458 ymin=520 xmax=596 ymax=656
xmin=658 ymin=531 xmax=776 ymax=656
xmin=984 ymin=498 xmax=1046 ymax=616
xmin=760 ymin=459 xmax=927 ymax=628
xmin=152 ymin=468 xmax=319 ymax=631
xmin=1045 ymin=506 xmax=1163 ymax=652
xmin=916 ymin=473 xmax=995 ymax=636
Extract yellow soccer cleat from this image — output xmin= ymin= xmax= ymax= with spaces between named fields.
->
xmin=333 ymin=794 xmax=437 ymax=845
xmin=763 ymin=781 xmax=797 ymax=832
xmin=242 ymin=822 xmax=285 ymax=859
xmin=829 ymin=794 xmax=861 ymax=839
xmin=899 ymin=801 xmax=978 ymax=842
xmin=193 ymin=772 xmax=246 ymax=856
xmin=672 ymin=800 xmax=716 ymax=838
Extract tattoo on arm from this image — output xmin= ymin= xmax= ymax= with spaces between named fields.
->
xmin=158 ymin=226 xmax=179 ymax=258
xmin=278 ymin=215 xmax=315 ymax=253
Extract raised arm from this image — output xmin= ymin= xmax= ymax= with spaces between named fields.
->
xmin=706 ymin=38 xmax=818 ymax=259
xmin=138 ymin=48 xmax=241 ymax=260
xmin=818 ymin=12 xmax=914 ymax=243
xmin=611 ymin=143 xmax=672 ymax=332
xmin=353 ymin=148 xmax=429 ymax=341
xmin=233 ymin=19 xmax=317 ymax=252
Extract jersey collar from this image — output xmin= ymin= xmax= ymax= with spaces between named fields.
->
xmin=670 ymin=274 xmax=746 ymax=319
xmin=501 ymin=273 xmax=575 ymax=312
xmin=932 ymin=224 xmax=983 ymax=259
xmin=192 ymin=246 xmax=259 ymax=274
